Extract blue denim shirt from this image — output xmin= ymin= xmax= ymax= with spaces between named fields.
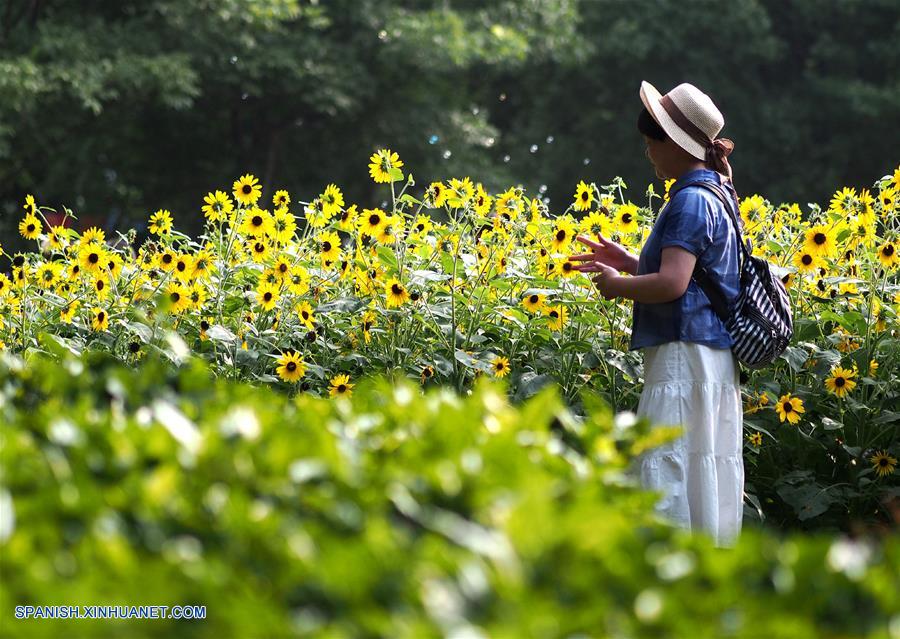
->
xmin=629 ymin=169 xmax=741 ymax=351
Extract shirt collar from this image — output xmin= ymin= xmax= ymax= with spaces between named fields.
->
xmin=672 ymin=168 xmax=719 ymax=190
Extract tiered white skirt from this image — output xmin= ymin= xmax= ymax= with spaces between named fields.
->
xmin=631 ymin=341 xmax=744 ymax=548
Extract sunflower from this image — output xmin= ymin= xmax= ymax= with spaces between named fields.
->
xmin=248 ymin=240 xmax=270 ymax=264
xmin=337 ymin=204 xmax=358 ymax=232
xmin=792 ymin=249 xmax=822 ymax=274
xmin=473 ymin=186 xmax=493 ymax=216
xmin=78 ymin=243 xmax=106 ymax=276
xmin=546 ymin=304 xmax=568 ymax=331
xmin=420 ymin=365 xmax=435 ymax=384
xmin=878 ymin=186 xmax=896 ymax=212
xmin=191 ymin=249 xmax=214 ymax=280
xmin=288 ymin=266 xmax=310 ymax=296
xmin=747 ymin=431 xmax=763 ymax=447
xmin=410 ymin=214 xmax=434 ymax=239
xmin=804 ymin=224 xmax=838 ymax=258
xmin=775 ymin=393 xmax=805 ymax=424
xmin=296 ymin=300 xmax=316 ymax=329
xmin=385 ymin=278 xmax=409 ymax=308
xmin=233 ymin=173 xmax=262 ymax=206
xmin=273 ymin=189 xmax=290 ymax=209
xmin=276 ymin=350 xmax=306 ymax=383
xmin=876 ymin=241 xmax=898 ymax=268
xmin=157 ymin=248 xmax=177 ymax=272
xmin=148 ymin=209 xmax=173 ymax=235
xmin=824 ymin=365 xmax=857 ymax=398
xmin=319 ymin=231 xmax=341 ymax=262
xmin=60 ymin=299 xmax=80 ymax=323
xmin=329 ymin=374 xmax=354 ymax=397
xmin=425 ymin=181 xmax=447 ymax=208
xmin=47 ymin=226 xmax=68 ymax=251
xmin=92 ymin=275 xmax=111 ymax=301
xmin=829 ymin=187 xmax=858 ymax=215
xmin=256 ymin=281 xmax=280 ymax=311
xmin=321 ymin=183 xmax=344 ymax=218
xmin=19 ymin=214 xmax=42 ymax=240
xmin=868 ymin=450 xmax=897 ymax=478
xmin=522 ymin=292 xmax=546 ymax=313
xmin=23 ymin=193 xmax=37 ymax=215
xmin=491 ymin=355 xmax=511 ymax=378
xmin=368 ymin=149 xmax=403 ymax=184
xmin=202 ymin=190 xmax=234 ymax=222
xmin=614 ymin=203 xmax=640 ymax=235
xmin=551 ymin=217 xmax=577 ymax=251
xmin=80 ymin=226 xmax=106 ymax=246
xmin=573 ymin=180 xmax=594 ymax=212
xmin=446 ymin=177 xmax=475 ymax=208
xmin=494 ymin=188 xmax=523 ymax=222
xmin=187 ymin=282 xmax=209 ymax=310
xmin=375 ymin=216 xmax=400 ymax=245
xmin=165 ymin=282 xmax=192 ymax=314
xmin=579 ymin=210 xmax=614 ymax=238
xmin=35 ymin=262 xmax=62 ymax=289
xmin=173 ymin=254 xmax=194 ymax=282
xmin=91 ymin=306 xmax=109 ymax=331
xmin=271 ymin=208 xmax=297 ymax=244
xmin=359 ymin=208 xmax=386 ymax=237
xmin=240 ymin=208 xmax=273 ymax=239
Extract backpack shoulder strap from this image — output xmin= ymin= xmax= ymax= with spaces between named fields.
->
xmin=669 ymin=178 xmax=753 ymax=264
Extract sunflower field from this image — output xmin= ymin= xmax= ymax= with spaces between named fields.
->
xmin=4 ymin=152 xmax=900 ymax=531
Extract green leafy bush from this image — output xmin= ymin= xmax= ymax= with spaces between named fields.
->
xmin=1 ymin=351 xmax=897 ymax=638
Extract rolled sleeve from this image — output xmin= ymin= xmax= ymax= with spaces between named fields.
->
xmin=659 ymin=189 xmax=715 ymax=257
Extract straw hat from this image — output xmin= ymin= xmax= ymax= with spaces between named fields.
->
xmin=639 ymin=81 xmax=725 ymax=161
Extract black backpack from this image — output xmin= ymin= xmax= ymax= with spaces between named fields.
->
xmin=668 ymin=178 xmax=794 ymax=369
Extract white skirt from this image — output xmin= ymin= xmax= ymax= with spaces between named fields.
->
xmin=630 ymin=341 xmax=744 ymax=548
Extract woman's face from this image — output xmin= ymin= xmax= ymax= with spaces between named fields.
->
xmin=643 ymin=135 xmax=670 ymax=180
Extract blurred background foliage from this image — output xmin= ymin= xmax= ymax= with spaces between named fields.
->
xmin=1 ymin=0 xmax=899 ymax=254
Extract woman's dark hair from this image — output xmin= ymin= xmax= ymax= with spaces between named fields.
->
xmin=637 ymin=107 xmax=667 ymax=141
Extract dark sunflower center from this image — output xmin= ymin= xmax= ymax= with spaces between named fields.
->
xmin=391 ymin=283 xmax=403 ymax=295
xmin=883 ymin=244 xmax=895 ymax=257
xmin=161 ymin=254 xmax=172 ymax=264
xmin=337 ymin=384 xmax=346 ymax=392
xmin=255 ymin=243 xmax=264 ymax=253
xmin=89 ymin=253 xmax=100 ymax=264
xmin=302 ymin=311 xmax=309 ymax=319
xmin=556 ymin=230 xmax=566 ymax=241
xmin=97 ymin=312 xmax=105 ymax=322
xmin=581 ymin=192 xmax=588 ymax=200
xmin=322 ymin=241 xmax=332 ymax=252
xmin=529 ymin=295 xmax=539 ymax=303
xmin=879 ymin=458 xmax=889 ymax=467
xmin=286 ymin=362 xmax=297 ymax=372
xmin=369 ymin=214 xmax=380 ymax=225
xmin=549 ymin=310 xmax=559 ymax=319
xmin=27 ymin=224 xmax=35 ymax=233
xmin=416 ymin=224 xmax=425 ymax=232
xmin=177 ymin=261 xmax=186 ymax=271
xmin=96 ymin=280 xmax=104 ymax=290
xmin=279 ymin=263 xmax=288 ymax=273
xmin=835 ymin=377 xmax=845 ymax=387
xmin=200 ymin=321 xmax=210 ymax=331
xmin=243 ymin=185 xmax=252 ymax=195
xmin=264 ymin=292 xmax=272 ymax=301
xmin=814 ymin=232 xmax=826 ymax=245
xmin=801 ymin=254 xmax=812 ymax=265
xmin=783 ymin=402 xmax=792 ymax=413
xmin=171 ymin=293 xmax=180 ymax=302
xmin=622 ymin=213 xmax=632 ymax=224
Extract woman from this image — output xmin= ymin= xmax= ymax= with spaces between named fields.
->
xmin=569 ymin=81 xmax=744 ymax=548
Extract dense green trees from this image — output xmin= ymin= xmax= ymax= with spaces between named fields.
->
xmin=1 ymin=0 xmax=898 ymax=256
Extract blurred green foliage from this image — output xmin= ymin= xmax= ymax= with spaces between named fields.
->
xmin=1 ymin=350 xmax=898 ymax=637
xmin=1 ymin=0 xmax=899 ymax=257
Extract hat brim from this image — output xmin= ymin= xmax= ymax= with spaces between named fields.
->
xmin=640 ymin=80 xmax=706 ymax=161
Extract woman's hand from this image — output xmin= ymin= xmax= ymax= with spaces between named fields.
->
xmin=569 ymin=234 xmax=638 ymax=275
